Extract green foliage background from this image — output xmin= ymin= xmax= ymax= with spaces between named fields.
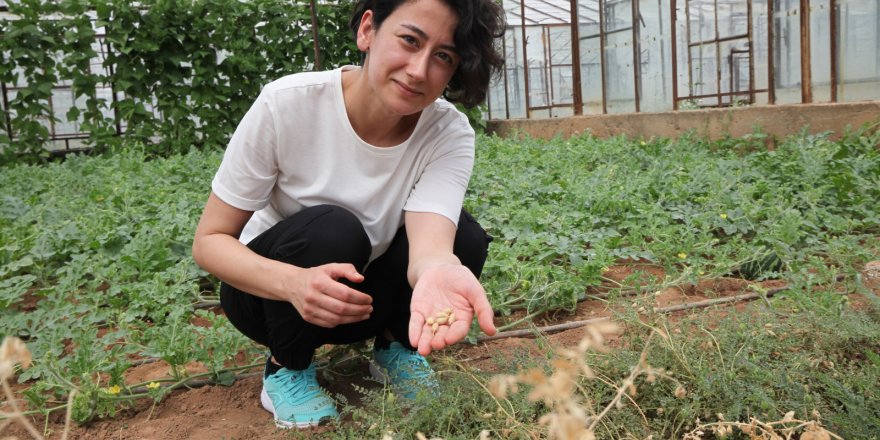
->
xmin=0 ymin=0 xmax=359 ymax=165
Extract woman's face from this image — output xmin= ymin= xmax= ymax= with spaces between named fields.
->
xmin=356 ymin=0 xmax=460 ymax=116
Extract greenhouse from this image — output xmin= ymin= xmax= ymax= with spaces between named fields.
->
xmin=488 ymin=0 xmax=880 ymax=119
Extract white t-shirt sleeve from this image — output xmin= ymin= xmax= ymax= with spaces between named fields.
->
xmin=211 ymin=91 xmax=279 ymax=212
xmin=403 ymin=126 xmax=475 ymax=227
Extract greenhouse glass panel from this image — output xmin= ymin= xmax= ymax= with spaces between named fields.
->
xmin=675 ymin=3 xmax=691 ymax=104
xmin=773 ymin=0 xmax=801 ymax=104
xmin=579 ymin=19 xmax=604 ymax=114
xmin=606 ymin=0 xmax=633 ymax=31
xmin=505 ymin=26 xmax=527 ymax=118
xmin=837 ymin=0 xmax=880 ymax=102
xmin=810 ymin=0 xmax=832 ymax=102
xmin=487 ymin=29 xmax=511 ymax=119
xmin=549 ymin=25 xmax=572 ymax=65
xmin=95 ymin=88 xmax=116 ymax=121
xmin=719 ymin=39 xmax=750 ymax=104
xmin=639 ymin=0 xmax=673 ymax=112
xmin=551 ymin=67 xmax=575 ymax=105
xmin=689 ymin=0 xmax=716 ymax=43
xmin=526 ymin=25 xmax=548 ymax=108
xmin=51 ymin=89 xmax=78 ymax=135
xmin=717 ymin=0 xmax=749 ymax=40
xmin=550 ymin=106 xmax=575 ymax=117
xmin=548 ymin=25 xmax=574 ymax=106
xmin=690 ymin=43 xmax=718 ymax=97
xmin=487 ymin=75 xmax=507 ymax=119
xmin=752 ymin=0 xmax=770 ymax=94
xmin=605 ymin=29 xmax=636 ymax=113
xmin=530 ymin=109 xmax=551 ymax=118
xmin=604 ymin=0 xmax=635 ymax=113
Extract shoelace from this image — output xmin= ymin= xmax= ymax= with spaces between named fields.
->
xmin=386 ymin=351 xmax=430 ymax=379
xmin=277 ymin=370 xmax=322 ymax=406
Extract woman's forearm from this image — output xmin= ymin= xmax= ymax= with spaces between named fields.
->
xmin=192 ymin=232 xmax=298 ymax=302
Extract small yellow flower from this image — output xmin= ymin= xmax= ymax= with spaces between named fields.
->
xmin=601 ymin=266 xmax=610 ymax=273
xmin=106 ymin=385 xmax=121 ymax=395
xmin=677 ymin=252 xmax=688 ymax=259
xmin=640 ymin=141 xmax=647 ymax=146
xmin=720 ymin=213 xmax=728 ymax=219
xmin=146 ymin=382 xmax=161 ymax=390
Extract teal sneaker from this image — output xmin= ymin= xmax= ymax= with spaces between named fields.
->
xmin=369 ymin=341 xmax=440 ymax=399
xmin=260 ymin=363 xmax=338 ymax=428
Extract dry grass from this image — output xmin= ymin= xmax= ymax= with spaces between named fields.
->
xmin=481 ymin=323 xmax=846 ymax=440
xmin=0 ymin=336 xmax=74 ymax=440
xmin=683 ymin=410 xmax=841 ymax=440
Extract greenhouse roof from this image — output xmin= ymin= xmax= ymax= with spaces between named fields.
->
xmin=505 ymin=0 xmax=599 ymax=25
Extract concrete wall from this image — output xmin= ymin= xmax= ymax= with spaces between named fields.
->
xmin=486 ymin=102 xmax=880 ymax=141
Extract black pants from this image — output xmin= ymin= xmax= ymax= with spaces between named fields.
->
xmin=219 ymin=205 xmax=492 ymax=370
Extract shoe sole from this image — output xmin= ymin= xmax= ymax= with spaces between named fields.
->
xmin=368 ymin=361 xmax=390 ymax=383
xmin=260 ymin=388 xmax=334 ymax=429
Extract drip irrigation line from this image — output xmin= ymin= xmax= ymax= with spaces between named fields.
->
xmin=477 ymin=284 xmax=794 ymax=343
xmin=193 ymin=301 xmax=220 ymax=310
xmin=126 ymin=371 xmax=262 ymax=395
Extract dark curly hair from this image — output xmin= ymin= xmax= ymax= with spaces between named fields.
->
xmin=349 ymin=0 xmax=506 ymax=108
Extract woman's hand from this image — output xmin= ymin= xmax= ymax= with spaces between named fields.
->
xmin=407 ymin=264 xmax=496 ymax=356
xmin=285 ymin=263 xmax=373 ymax=328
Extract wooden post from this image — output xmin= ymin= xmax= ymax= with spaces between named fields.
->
xmin=570 ymin=0 xmax=584 ymax=115
xmin=800 ymin=0 xmax=812 ymax=103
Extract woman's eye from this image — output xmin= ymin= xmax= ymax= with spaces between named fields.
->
xmin=402 ymin=35 xmax=418 ymax=46
xmin=436 ymin=52 xmax=453 ymax=64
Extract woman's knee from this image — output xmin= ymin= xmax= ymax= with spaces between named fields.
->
xmin=300 ymin=205 xmax=371 ymax=264
xmin=261 ymin=204 xmax=372 ymax=269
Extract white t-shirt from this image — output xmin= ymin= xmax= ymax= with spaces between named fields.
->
xmin=211 ymin=66 xmax=475 ymax=261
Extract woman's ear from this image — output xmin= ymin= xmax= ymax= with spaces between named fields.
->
xmin=356 ymin=10 xmax=376 ymax=52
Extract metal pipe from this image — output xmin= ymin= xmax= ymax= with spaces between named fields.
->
xmin=599 ymin=0 xmax=608 ymax=113
xmin=520 ymin=0 xmax=531 ymax=117
xmin=688 ymin=32 xmax=751 ymax=46
xmin=768 ymin=0 xmax=776 ymax=104
xmin=546 ymin=26 xmax=554 ymax=112
xmin=671 ymin=0 xmax=680 ymax=109
xmin=800 ymin=0 xmax=812 ymax=103
xmin=633 ymin=0 xmax=642 ymax=112
xmin=47 ymin=89 xmax=57 ymax=143
xmin=829 ymin=0 xmax=837 ymax=102
xmin=570 ymin=0 xmax=584 ymax=115
xmin=502 ymin=31 xmax=511 ymax=119
xmin=659 ymin=0 xmax=668 ymax=108
xmin=714 ymin=0 xmax=722 ymax=106
xmin=748 ymin=0 xmax=756 ymax=104
xmin=684 ymin=0 xmax=694 ymax=103
xmin=685 ymin=89 xmax=767 ymax=100
xmin=729 ymin=50 xmax=735 ymax=97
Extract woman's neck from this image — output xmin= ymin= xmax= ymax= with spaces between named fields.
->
xmin=342 ymin=68 xmax=421 ymax=147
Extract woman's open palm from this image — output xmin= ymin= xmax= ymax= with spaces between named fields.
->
xmin=408 ymin=265 xmax=496 ymax=356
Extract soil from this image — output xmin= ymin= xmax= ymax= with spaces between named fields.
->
xmin=3 ymin=262 xmax=878 ymax=440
